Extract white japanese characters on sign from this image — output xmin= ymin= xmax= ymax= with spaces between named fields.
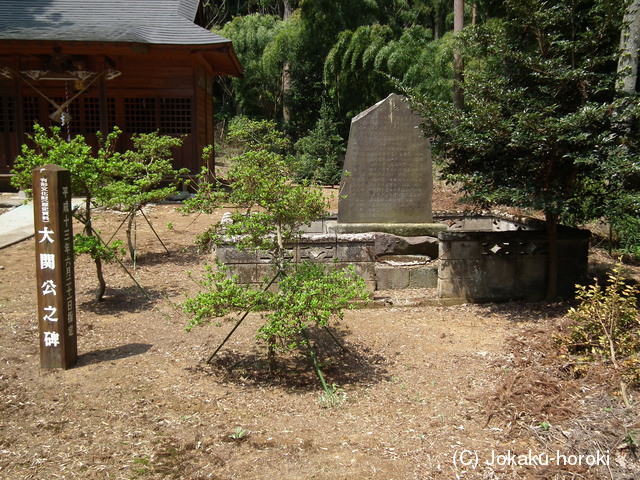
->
xmin=43 ymin=331 xmax=60 ymax=347
xmin=40 ymin=176 xmax=50 ymax=223
xmin=33 ymin=166 xmax=77 ymax=368
xmin=41 ymin=280 xmax=57 ymax=295
xmin=38 ymin=226 xmax=55 ymax=243
xmin=39 ymin=253 xmax=56 ymax=270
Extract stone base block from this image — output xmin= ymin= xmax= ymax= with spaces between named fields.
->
xmin=375 ymin=264 xmax=438 ymax=290
xmin=335 ymin=223 xmax=447 ymax=237
xmin=376 ymin=265 xmax=409 ymax=290
xmin=409 ymin=266 xmax=438 ymax=288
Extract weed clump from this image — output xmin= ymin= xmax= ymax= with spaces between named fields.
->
xmin=558 ymin=262 xmax=640 ymax=389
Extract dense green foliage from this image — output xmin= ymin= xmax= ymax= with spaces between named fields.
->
xmin=409 ymin=0 xmax=640 ymax=288
xmin=209 ymin=0 xmax=475 ymax=174
xmin=412 ymin=1 xmax=637 ymax=222
xmin=207 ymin=0 xmax=640 ymax=254
xmin=294 ymin=102 xmax=345 ymax=185
xmin=216 ymin=14 xmax=287 ymax=120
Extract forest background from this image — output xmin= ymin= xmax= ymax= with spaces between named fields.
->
xmin=197 ymin=0 xmax=640 ymax=261
xmin=200 ymin=0 xmax=465 ymax=185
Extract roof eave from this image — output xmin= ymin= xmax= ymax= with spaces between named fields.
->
xmin=200 ymin=44 xmax=243 ymax=78
xmin=0 ymin=39 xmax=244 ymax=77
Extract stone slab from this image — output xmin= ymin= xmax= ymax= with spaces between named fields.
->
xmin=335 ymin=223 xmax=446 ymax=237
xmin=372 ymin=232 xmax=439 ymax=257
xmin=0 ymin=203 xmax=34 ymax=249
xmin=338 ymin=93 xmax=433 ymax=225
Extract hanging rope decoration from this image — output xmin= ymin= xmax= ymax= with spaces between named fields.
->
xmin=63 ymin=80 xmax=71 ymax=140
xmin=0 ymin=67 xmax=108 ymax=125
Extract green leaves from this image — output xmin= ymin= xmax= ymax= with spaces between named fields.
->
xmin=98 ymin=131 xmax=187 ymax=211
xmin=11 ymin=124 xmax=116 ymax=197
xmin=11 ymin=124 xmax=185 ymax=299
xmin=183 ymin=263 xmax=264 ymax=332
xmin=256 ymin=263 xmax=367 ymax=352
xmin=217 ymin=14 xmax=288 ymax=119
xmin=185 ymin=119 xmax=328 ymax=254
xmin=182 ymin=118 xmax=367 ymax=390
xmin=73 ymin=234 xmax=125 ymax=263
xmin=560 ymin=261 xmax=640 ymax=386
xmin=410 ymin=0 xmax=637 ymax=226
xmin=294 ymin=102 xmax=345 ymax=185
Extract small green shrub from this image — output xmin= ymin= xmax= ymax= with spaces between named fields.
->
xmin=229 ymin=426 xmax=249 ymax=440
xmin=318 ymin=383 xmax=347 ymax=409
xmin=182 ymin=121 xmax=367 ymax=393
xmin=558 ymin=262 xmax=640 ymax=387
xmin=11 ymin=124 xmax=121 ymax=301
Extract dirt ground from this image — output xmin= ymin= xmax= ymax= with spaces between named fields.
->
xmin=1 ymin=187 xmax=639 ymax=480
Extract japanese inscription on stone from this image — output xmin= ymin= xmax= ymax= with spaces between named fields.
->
xmin=33 ymin=165 xmax=77 ymax=369
xmin=338 ymin=93 xmax=433 ymax=224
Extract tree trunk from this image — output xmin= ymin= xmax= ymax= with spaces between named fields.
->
xmin=282 ymin=0 xmax=292 ymax=20
xmin=282 ymin=62 xmax=291 ymax=123
xmin=94 ymin=256 xmax=106 ymax=302
xmin=281 ymin=1 xmax=293 ymax=122
xmin=545 ymin=211 xmax=559 ymax=302
xmin=617 ymin=0 xmax=640 ymax=94
xmin=83 ymin=195 xmax=107 ymax=302
xmin=268 ymin=343 xmax=277 ymax=373
xmin=453 ymin=0 xmax=465 ymax=110
xmin=126 ymin=209 xmax=137 ymax=263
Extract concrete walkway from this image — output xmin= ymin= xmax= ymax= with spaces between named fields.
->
xmin=0 ymin=194 xmax=84 ymax=249
xmin=0 ymin=202 xmax=34 ymax=249
xmin=0 ymin=191 xmax=33 ymax=248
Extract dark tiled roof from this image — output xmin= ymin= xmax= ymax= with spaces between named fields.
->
xmin=0 ymin=0 xmax=228 ymax=46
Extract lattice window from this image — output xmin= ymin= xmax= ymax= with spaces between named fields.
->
xmin=6 ymin=95 xmax=15 ymax=132
xmin=0 ymin=96 xmax=15 ymax=133
xmin=23 ymin=97 xmax=40 ymax=132
xmin=125 ymin=98 xmax=157 ymax=133
xmin=84 ymin=97 xmax=116 ymax=132
xmin=160 ymin=98 xmax=192 ymax=135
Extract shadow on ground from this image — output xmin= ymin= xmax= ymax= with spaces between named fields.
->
xmin=77 ymin=342 xmax=153 ymax=366
xmin=476 ymin=300 xmax=572 ymax=323
xmin=188 ymin=326 xmax=390 ymax=392
xmin=78 ymin=286 xmax=166 ymax=313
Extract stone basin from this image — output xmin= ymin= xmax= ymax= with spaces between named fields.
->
xmin=216 ymin=213 xmax=590 ymax=302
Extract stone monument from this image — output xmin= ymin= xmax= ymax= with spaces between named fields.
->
xmin=337 ymin=93 xmax=445 ymax=237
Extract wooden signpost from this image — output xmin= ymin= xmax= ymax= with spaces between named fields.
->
xmin=32 ymin=165 xmax=77 ymax=369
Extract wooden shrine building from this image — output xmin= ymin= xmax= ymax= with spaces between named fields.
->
xmin=0 ymin=0 xmax=242 ymax=184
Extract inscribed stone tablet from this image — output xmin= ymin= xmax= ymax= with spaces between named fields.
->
xmin=338 ymin=94 xmax=432 ymax=224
